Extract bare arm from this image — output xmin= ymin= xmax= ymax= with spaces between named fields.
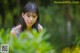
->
xmin=10 ymin=29 xmax=16 ymax=36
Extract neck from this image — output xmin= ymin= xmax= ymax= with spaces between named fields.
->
xmin=26 ymin=26 xmax=32 ymax=31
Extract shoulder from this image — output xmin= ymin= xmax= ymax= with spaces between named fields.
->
xmin=10 ymin=25 xmax=21 ymax=36
xmin=38 ymin=24 xmax=43 ymax=32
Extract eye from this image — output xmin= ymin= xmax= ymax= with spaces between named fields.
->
xmin=33 ymin=15 xmax=36 ymax=18
xmin=33 ymin=14 xmax=38 ymax=18
xmin=27 ymin=14 xmax=30 ymax=17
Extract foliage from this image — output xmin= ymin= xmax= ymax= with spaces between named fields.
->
xmin=39 ymin=4 xmax=80 ymax=52
xmin=0 ymin=29 xmax=55 ymax=53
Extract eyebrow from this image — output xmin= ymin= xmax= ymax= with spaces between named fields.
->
xmin=27 ymin=12 xmax=37 ymax=16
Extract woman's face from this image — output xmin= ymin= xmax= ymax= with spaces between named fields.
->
xmin=22 ymin=12 xmax=38 ymax=27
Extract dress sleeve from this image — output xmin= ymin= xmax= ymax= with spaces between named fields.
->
xmin=11 ymin=27 xmax=20 ymax=37
xmin=38 ymin=24 xmax=43 ymax=32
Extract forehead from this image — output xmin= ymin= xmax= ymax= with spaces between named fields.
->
xmin=26 ymin=12 xmax=37 ymax=15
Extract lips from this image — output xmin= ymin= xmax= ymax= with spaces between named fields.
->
xmin=28 ymin=21 xmax=32 ymax=24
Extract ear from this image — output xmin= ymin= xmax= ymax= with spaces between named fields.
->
xmin=22 ymin=13 xmax=24 ymax=18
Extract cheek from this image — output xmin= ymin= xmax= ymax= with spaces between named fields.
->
xmin=33 ymin=18 xmax=37 ymax=23
xmin=23 ymin=17 xmax=28 ymax=23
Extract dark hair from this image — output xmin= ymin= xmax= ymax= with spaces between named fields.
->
xmin=20 ymin=2 xmax=39 ymax=32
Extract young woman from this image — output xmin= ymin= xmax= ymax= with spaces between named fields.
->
xmin=10 ymin=2 xmax=43 ymax=37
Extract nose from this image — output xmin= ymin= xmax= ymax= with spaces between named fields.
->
xmin=29 ymin=16 xmax=32 ymax=21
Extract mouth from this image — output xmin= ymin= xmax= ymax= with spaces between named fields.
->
xmin=28 ymin=22 xmax=32 ymax=24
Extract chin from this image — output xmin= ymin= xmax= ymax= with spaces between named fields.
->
xmin=27 ymin=24 xmax=32 ymax=27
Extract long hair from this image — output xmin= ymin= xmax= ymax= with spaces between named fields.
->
xmin=20 ymin=2 xmax=39 ymax=32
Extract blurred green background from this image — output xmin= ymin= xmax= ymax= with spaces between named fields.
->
xmin=0 ymin=0 xmax=80 ymax=53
